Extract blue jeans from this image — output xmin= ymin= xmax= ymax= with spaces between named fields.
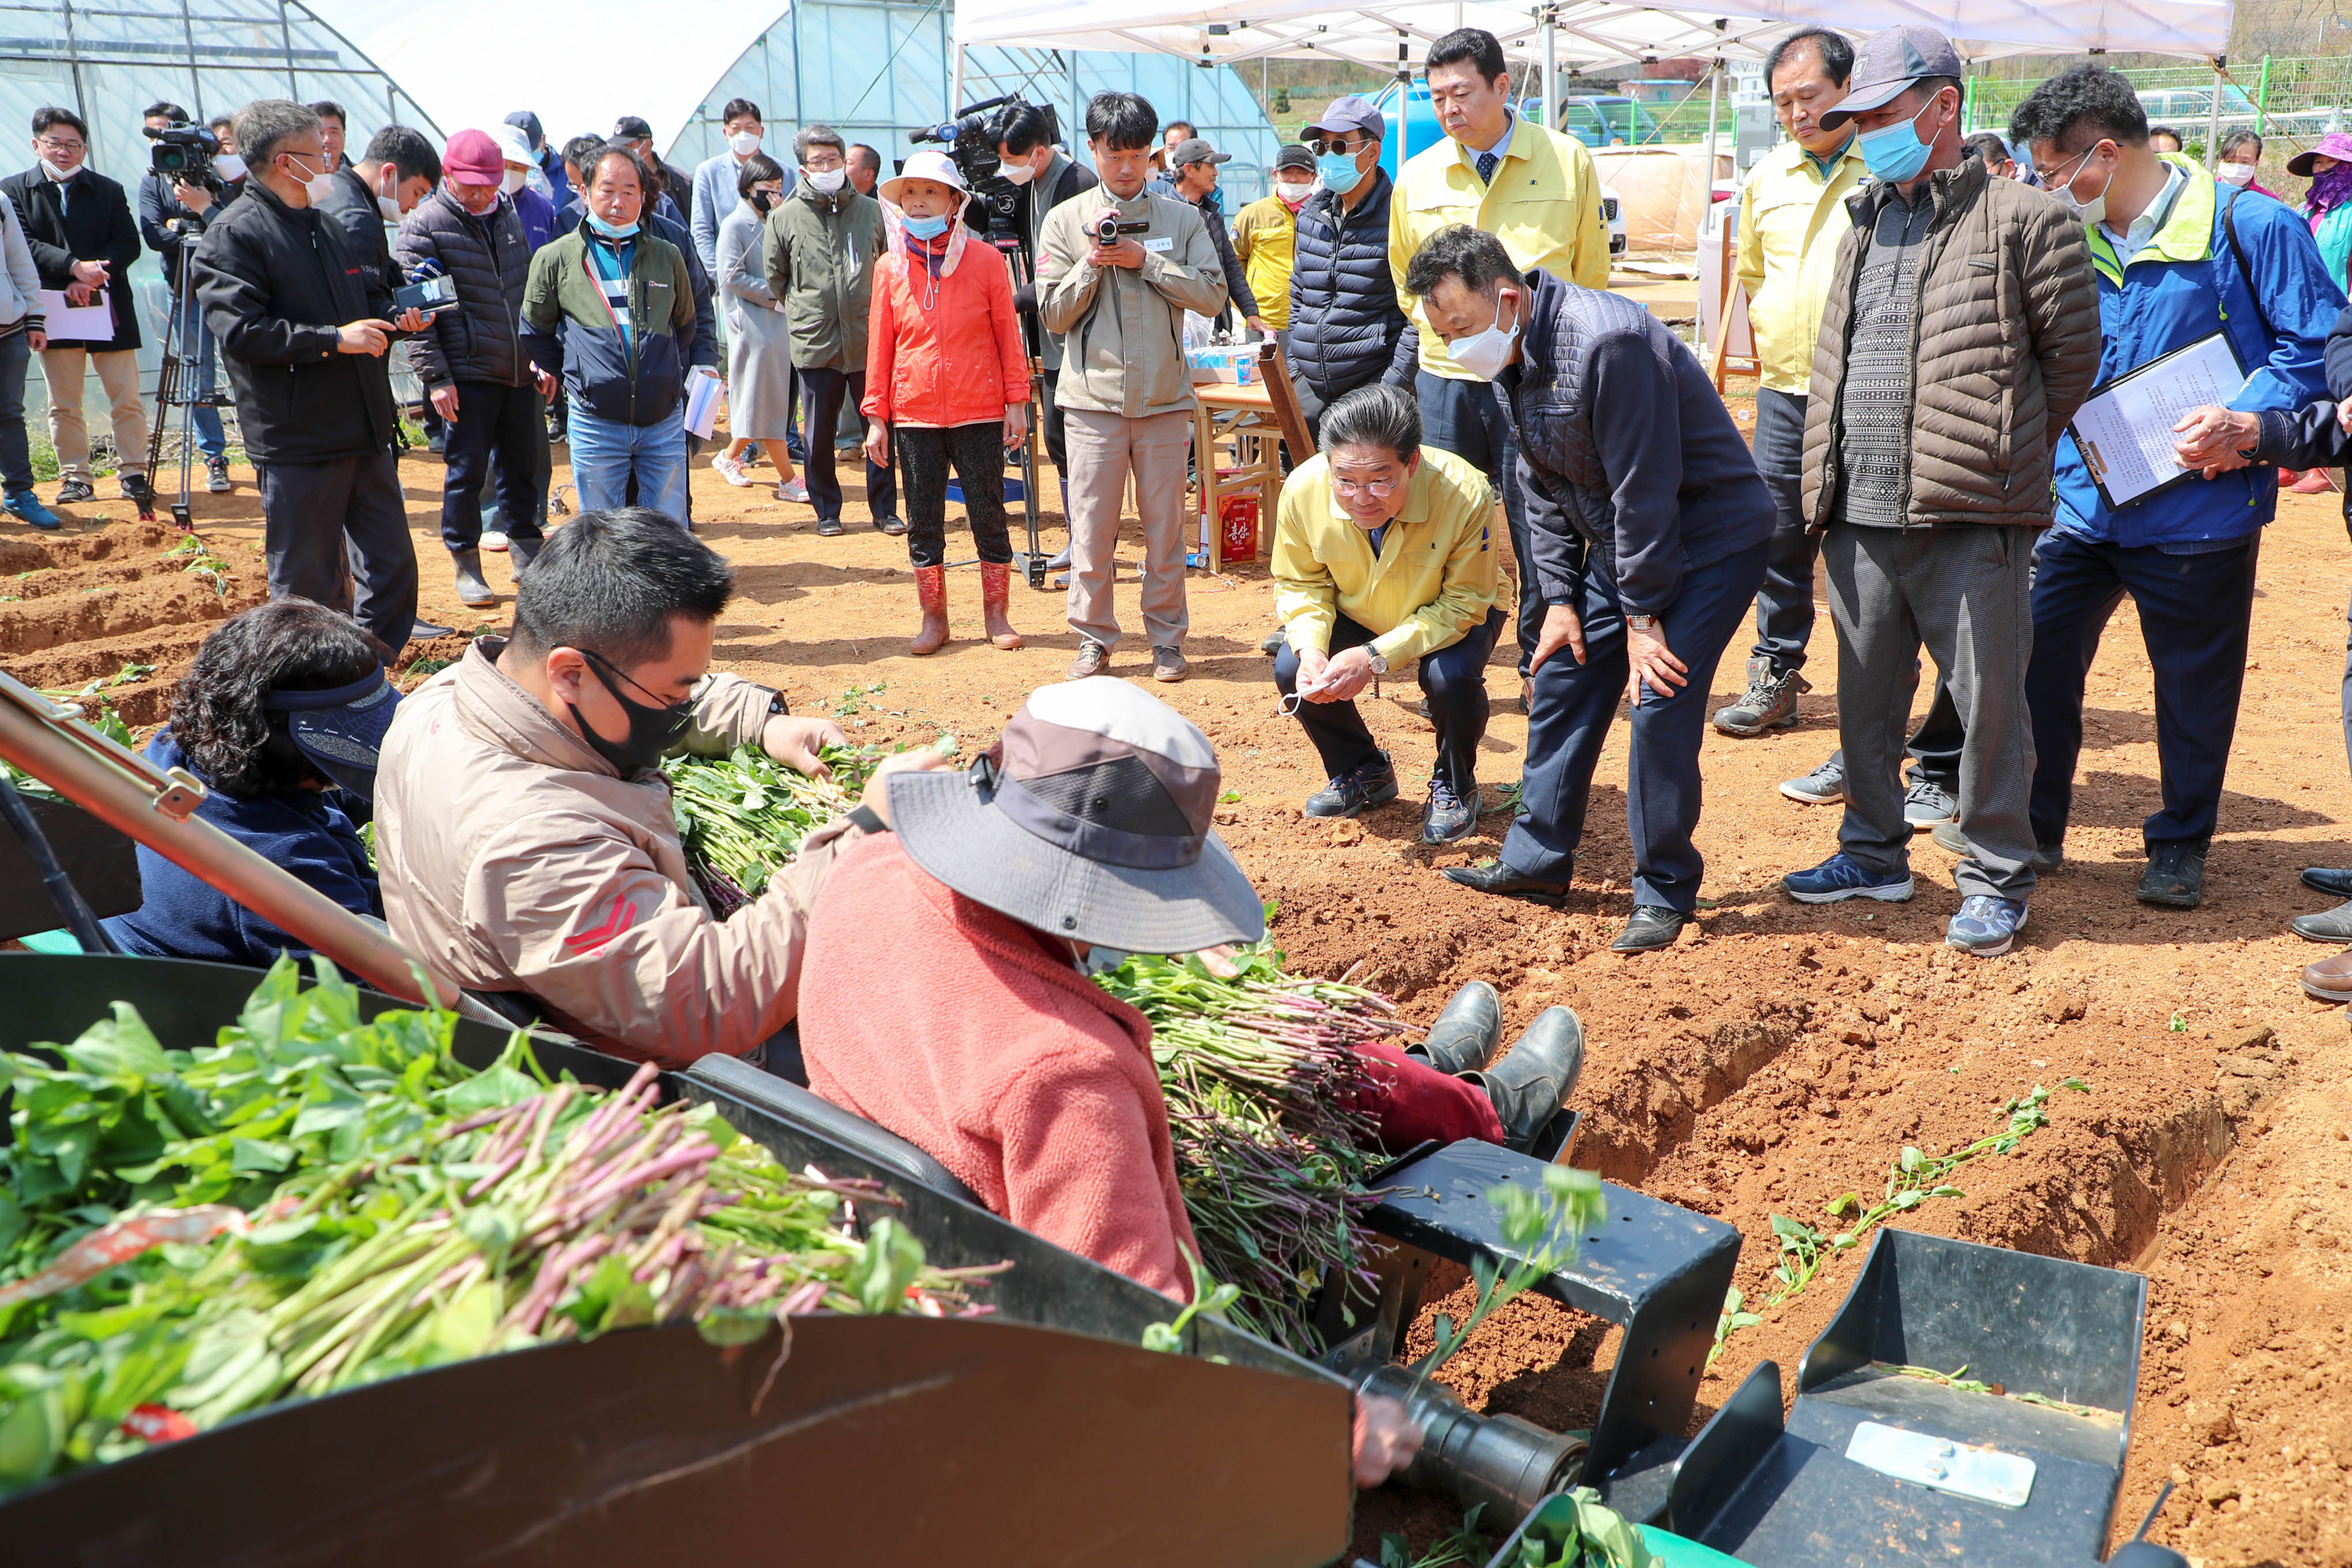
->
xmin=0 ymin=327 xmax=32 ymax=496
xmin=567 ymin=401 xmax=689 ymax=524
xmin=168 ymin=293 xmax=227 ymax=461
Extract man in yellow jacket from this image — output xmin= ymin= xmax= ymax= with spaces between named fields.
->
xmin=1386 ymin=25 xmax=1609 ymax=688
xmin=1232 ymin=144 xmax=1315 ymax=333
xmin=1272 ymin=383 xmax=1501 ymax=844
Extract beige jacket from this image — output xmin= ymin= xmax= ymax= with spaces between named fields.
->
xmin=1801 ymin=156 xmax=2102 ymax=530
xmin=375 ymin=641 xmax=861 ymax=1066
xmin=1037 ymin=189 xmax=1228 ymax=418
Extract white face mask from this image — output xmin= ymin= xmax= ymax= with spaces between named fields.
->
xmin=1276 ymin=178 xmax=1315 ymax=204
xmin=1450 ymin=287 xmax=1521 ymax=381
xmin=501 ymin=167 xmax=526 ymax=194
xmin=998 ymin=158 xmax=1037 ymax=187
xmin=214 ymin=152 xmax=246 ymax=182
xmin=2216 ymin=161 xmax=2257 ymax=188
xmin=2051 ymin=141 xmax=2115 ymax=229
xmin=290 ymin=156 xmax=336 ymax=206
xmin=804 ymin=166 xmax=847 ymax=194
xmin=377 ymin=194 xmax=403 ymax=220
xmin=38 ymin=156 xmax=77 ymax=182
xmin=728 ymin=130 xmax=762 ymax=158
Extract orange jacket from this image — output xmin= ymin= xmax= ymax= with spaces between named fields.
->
xmin=861 ymin=238 xmax=1028 ymax=429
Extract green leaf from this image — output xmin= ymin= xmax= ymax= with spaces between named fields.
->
xmin=438 ymin=1064 xmax=537 ymax=1116
xmin=228 ymin=1137 xmax=295 ymax=1174
xmin=1140 ymin=1322 xmax=1183 ymax=1353
xmin=695 ymin=1307 xmax=776 ymax=1348
xmin=55 ymin=1004 xmax=172 ymax=1080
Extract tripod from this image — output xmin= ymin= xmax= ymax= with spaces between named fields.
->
xmin=991 ymin=235 xmax=1052 ymax=590
xmin=141 ymin=246 xmax=222 ymax=532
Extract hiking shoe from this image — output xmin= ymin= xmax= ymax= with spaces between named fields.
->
xmin=1783 ymin=852 xmax=1913 ymax=904
xmin=2138 ymin=840 xmax=2207 ymax=908
xmin=1779 ymin=754 xmax=1845 ymax=804
xmin=54 ymin=478 xmax=94 ymax=505
xmin=1930 ymin=821 xmax=2064 ymax=873
xmin=1065 ymin=639 xmax=1110 ymax=680
xmin=1304 ymin=753 xmax=1399 ymax=819
xmin=1713 ymin=656 xmax=1809 ymax=736
xmin=1151 ymin=645 xmax=1188 ymax=683
xmin=1904 ymin=775 xmax=1959 ymax=830
xmin=480 ymin=530 xmax=510 ymax=553
xmin=1946 ymin=895 xmax=2027 ymax=957
xmin=205 ymin=456 xmax=231 ymax=493
xmin=1423 ymin=778 xmax=1476 ymax=844
xmin=5 ymin=491 xmax=59 ymax=529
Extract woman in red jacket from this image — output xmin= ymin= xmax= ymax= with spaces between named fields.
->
xmin=863 ymin=149 xmax=1031 ymax=654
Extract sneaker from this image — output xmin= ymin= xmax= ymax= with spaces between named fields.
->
xmin=1712 ymin=656 xmax=1809 ymax=736
xmin=54 ymin=478 xmax=94 ymax=505
xmin=205 ymin=456 xmax=231 ymax=493
xmin=2137 ymin=840 xmax=2207 ymax=908
xmin=120 ymin=471 xmax=155 ymax=507
xmin=1779 ymin=754 xmax=1845 ymax=804
xmin=5 ymin=491 xmax=60 ymax=530
xmin=778 ymin=477 xmax=810 ymax=503
xmin=1150 ymin=645 xmax=1188 ymax=683
xmin=1423 ymin=778 xmax=1475 ymax=844
xmin=1904 ymin=775 xmax=1959 ymax=830
xmin=1782 ymin=852 xmax=1914 ymax=904
xmin=1946 ymin=894 xmax=2027 ymax=957
xmin=1304 ymin=753 xmax=1399 ymax=819
xmin=711 ymin=451 xmax=752 ymax=487
xmin=1930 ymin=821 xmax=2065 ymax=873
xmin=479 ymin=530 xmax=510 ymax=553
xmin=1066 ymin=639 xmax=1110 ymax=680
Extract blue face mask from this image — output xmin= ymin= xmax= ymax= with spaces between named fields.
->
xmin=1856 ymin=93 xmax=1940 ymax=186
xmin=585 ymin=211 xmax=639 ymax=240
xmin=901 ymin=212 xmax=951 ymax=240
xmin=1317 ymin=149 xmax=1368 ymax=195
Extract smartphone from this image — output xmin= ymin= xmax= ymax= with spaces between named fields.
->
xmin=393 ymin=275 xmax=458 ymax=317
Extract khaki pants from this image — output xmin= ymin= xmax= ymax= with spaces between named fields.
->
xmin=1064 ymin=406 xmax=1192 ymax=652
xmin=40 ymin=345 xmax=147 ymax=480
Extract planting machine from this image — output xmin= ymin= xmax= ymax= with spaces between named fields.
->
xmin=0 ymin=670 xmax=2183 ymax=1566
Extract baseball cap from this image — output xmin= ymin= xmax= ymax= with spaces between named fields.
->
xmin=443 ymin=128 xmax=504 ymax=186
xmin=1303 ymin=95 xmax=1386 ymax=142
xmin=490 ymin=122 xmax=536 ymax=170
xmin=1819 ymin=25 xmax=1965 ymax=131
xmin=614 ymin=115 xmax=654 ymax=141
xmin=887 ymin=680 xmax=1264 ymax=955
xmin=1169 ymin=137 xmax=1231 ymax=168
xmin=1273 ymin=144 xmax=1315 ymax=174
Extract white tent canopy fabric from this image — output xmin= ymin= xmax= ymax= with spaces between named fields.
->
xmin=953 ymin=0 xmax=2234 ymax=69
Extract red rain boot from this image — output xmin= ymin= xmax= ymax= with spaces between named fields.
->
xmin=980 ymin=560 xmax=1023 ymax=650
xmin=911 ymin=564 xmax=949 ymax=655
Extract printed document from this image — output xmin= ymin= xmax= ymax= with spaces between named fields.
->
xmin=2069 ymin=333 xmax=2249 ymax=507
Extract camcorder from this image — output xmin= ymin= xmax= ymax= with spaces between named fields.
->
xmin=909 ymin=93 xmax=1057 ymax=246
xmin=1091 ymin=212 xmax=1149 ymax=247
xmin=143 ymin=122 xmax=220 ymax=187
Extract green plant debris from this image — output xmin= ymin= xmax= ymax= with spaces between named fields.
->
xmin=1414 ymin=1165 xmax=1604 ymax=1386
xmin=1 ymin=705 xmax=132 ymax=801
xmin=1381 ymin=1505 xmax=1493 ymax=1568
xmin=1883 ymin=1363 xmax=2102 ymax=1419
xmin=402 ymin=658 xmax=453 ymax=680
xmin=1709 ymin=1082 xmax=2089 ymax=1367
xmin=40 ymin=663 xmax=154 ymax=700
xmin=1504 ymin=1488 xmax=1658 ymax=1567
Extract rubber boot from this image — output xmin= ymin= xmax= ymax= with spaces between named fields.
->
xmin=509 ymin=534 xmax=543 ymax=571
xmin=980 ymin=560 xmax=1023 ymax=649
xmin=451 ymin=547 xmax=496 ymax=608
xmin=1406 ymin=981 xmax=1503 ymax=1075
xmin=1463 ymin=1007 xmax=1586 ymax=1153
xmin=910 ymin=564 xmax=949 ymax=656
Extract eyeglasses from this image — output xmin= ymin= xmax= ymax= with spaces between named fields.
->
xmin=575 ymin=646 xmax=678 ymax=708
xmin=1303 ymin=136 xmax=1368 ymax=156
xmin=35 ymin=137 xmax=84 ymax=155
xmin=1330 ymin=475 xmax=1403 ymax=499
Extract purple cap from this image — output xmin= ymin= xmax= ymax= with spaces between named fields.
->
xmin=1819 ymin=26 xmax=1965 ymax=131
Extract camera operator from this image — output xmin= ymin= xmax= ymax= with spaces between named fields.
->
xmin=993 ymin=102 xmax=1095 ymax=526
xmin=193 ymin=99 xmax=428 ymax=652
xmin=137 ymin=101 xmax=232 ymax=495
xmin=207 ymin=115 xmax=245 ymax=196
xmin=7 ymin=107 xmax=151 ymax=513
xmin=1038 ymin=91 xmax=1227 ymax=684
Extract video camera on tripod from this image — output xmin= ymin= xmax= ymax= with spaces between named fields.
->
xmin=909 ymin=93 xmax=1056 ymax=247
xmin=141 ymin=122 xmax=221 ymax=189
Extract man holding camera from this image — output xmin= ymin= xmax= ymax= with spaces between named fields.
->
xmin=7 ymin=107 xmax=150 ymax=513
xmin=138 ymin=102 xmax=231 ymax=496
xmin=194 ymin=100 xmax=425 ymax=652
xmin=1038 ymin=92 xmax=1228 ymax=683
xmin=994 ymin=102 xmax=1097 ymax=521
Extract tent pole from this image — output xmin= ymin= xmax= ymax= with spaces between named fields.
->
xmin=2205 ymin=58 xmax=2225 ymax=168
xmin=1703 ymin=60 xmax=1721 ymax=192
xmin=1540 ymin=6 xmax=1557 ymax=128
xmin=2256 ymin=54 xmax=2271 ymax=137
xmin=952 ymin=43 xmax=967 ymax=111
xmin=1070 ymin=49 xmax=1082 ymax=151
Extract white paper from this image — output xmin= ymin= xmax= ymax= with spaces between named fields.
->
xmin=682 ymin=366 xmax=724 ymax=439
xmin=2068 ymin=334 xmax=2249 ymax=506
xmin=38 ymin=288 xmax=111 ymax=341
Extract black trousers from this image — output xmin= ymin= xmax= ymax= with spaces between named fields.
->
xmin=1273 ymin=608 xmax=1505 ymax=796
xmin=799 ymin=366 xmax=897 ymax=523
xmin=440 ymin=380 xmax=547 ymax=551
xmin=1291 ymin=366 xmax=1383 ymax=449
xmin=2026 ymin=527 xmax=2261 ymax=848
xmin=1416 ymin=371 xmax=1535 ymax=675
xmin=901 ymin=422 xmax=1012 ymax=568
xmin=256 ymin=448 xmax=418 ymax=651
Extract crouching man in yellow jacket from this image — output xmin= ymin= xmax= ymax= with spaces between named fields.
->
xmin=1271 ymin=381 xmax=1500 ymax=845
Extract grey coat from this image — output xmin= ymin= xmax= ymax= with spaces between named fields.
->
xmin=717 ymin=201 xmax=796 ymax=440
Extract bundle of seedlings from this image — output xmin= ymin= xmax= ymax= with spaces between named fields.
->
xmin=663 ymin=744 xmax=870 ymax=915
xmin=0 ymin=958 xmax=995 ymax=1494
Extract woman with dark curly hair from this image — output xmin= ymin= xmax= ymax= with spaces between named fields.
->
xmin=102 ymin=598 xmax=402 ymax=966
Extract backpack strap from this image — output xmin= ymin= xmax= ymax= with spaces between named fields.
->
xmin=2222 ymin=186 xmax=2278 ymax=345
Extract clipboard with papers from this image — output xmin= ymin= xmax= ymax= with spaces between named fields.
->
xmin=2066 ymin=331 xmax=2252 ymax=511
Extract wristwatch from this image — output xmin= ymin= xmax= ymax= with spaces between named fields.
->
xmin=766 ymin=692 xmax=791 ymax=718
xmin=1365 ymin=650 xmax=1389 ymax=675
xmin=1625 ymin=613 xmax=1658 ymax=632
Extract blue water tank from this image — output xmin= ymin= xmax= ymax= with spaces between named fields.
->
xmin=1378 ymin=81 xmax=1447 ymax=180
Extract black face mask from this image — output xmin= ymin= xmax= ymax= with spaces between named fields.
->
xmin=567 ymin=649 xmax=691 ymax=776
xmin=750 ymin=189 xmax=778 ymax=215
